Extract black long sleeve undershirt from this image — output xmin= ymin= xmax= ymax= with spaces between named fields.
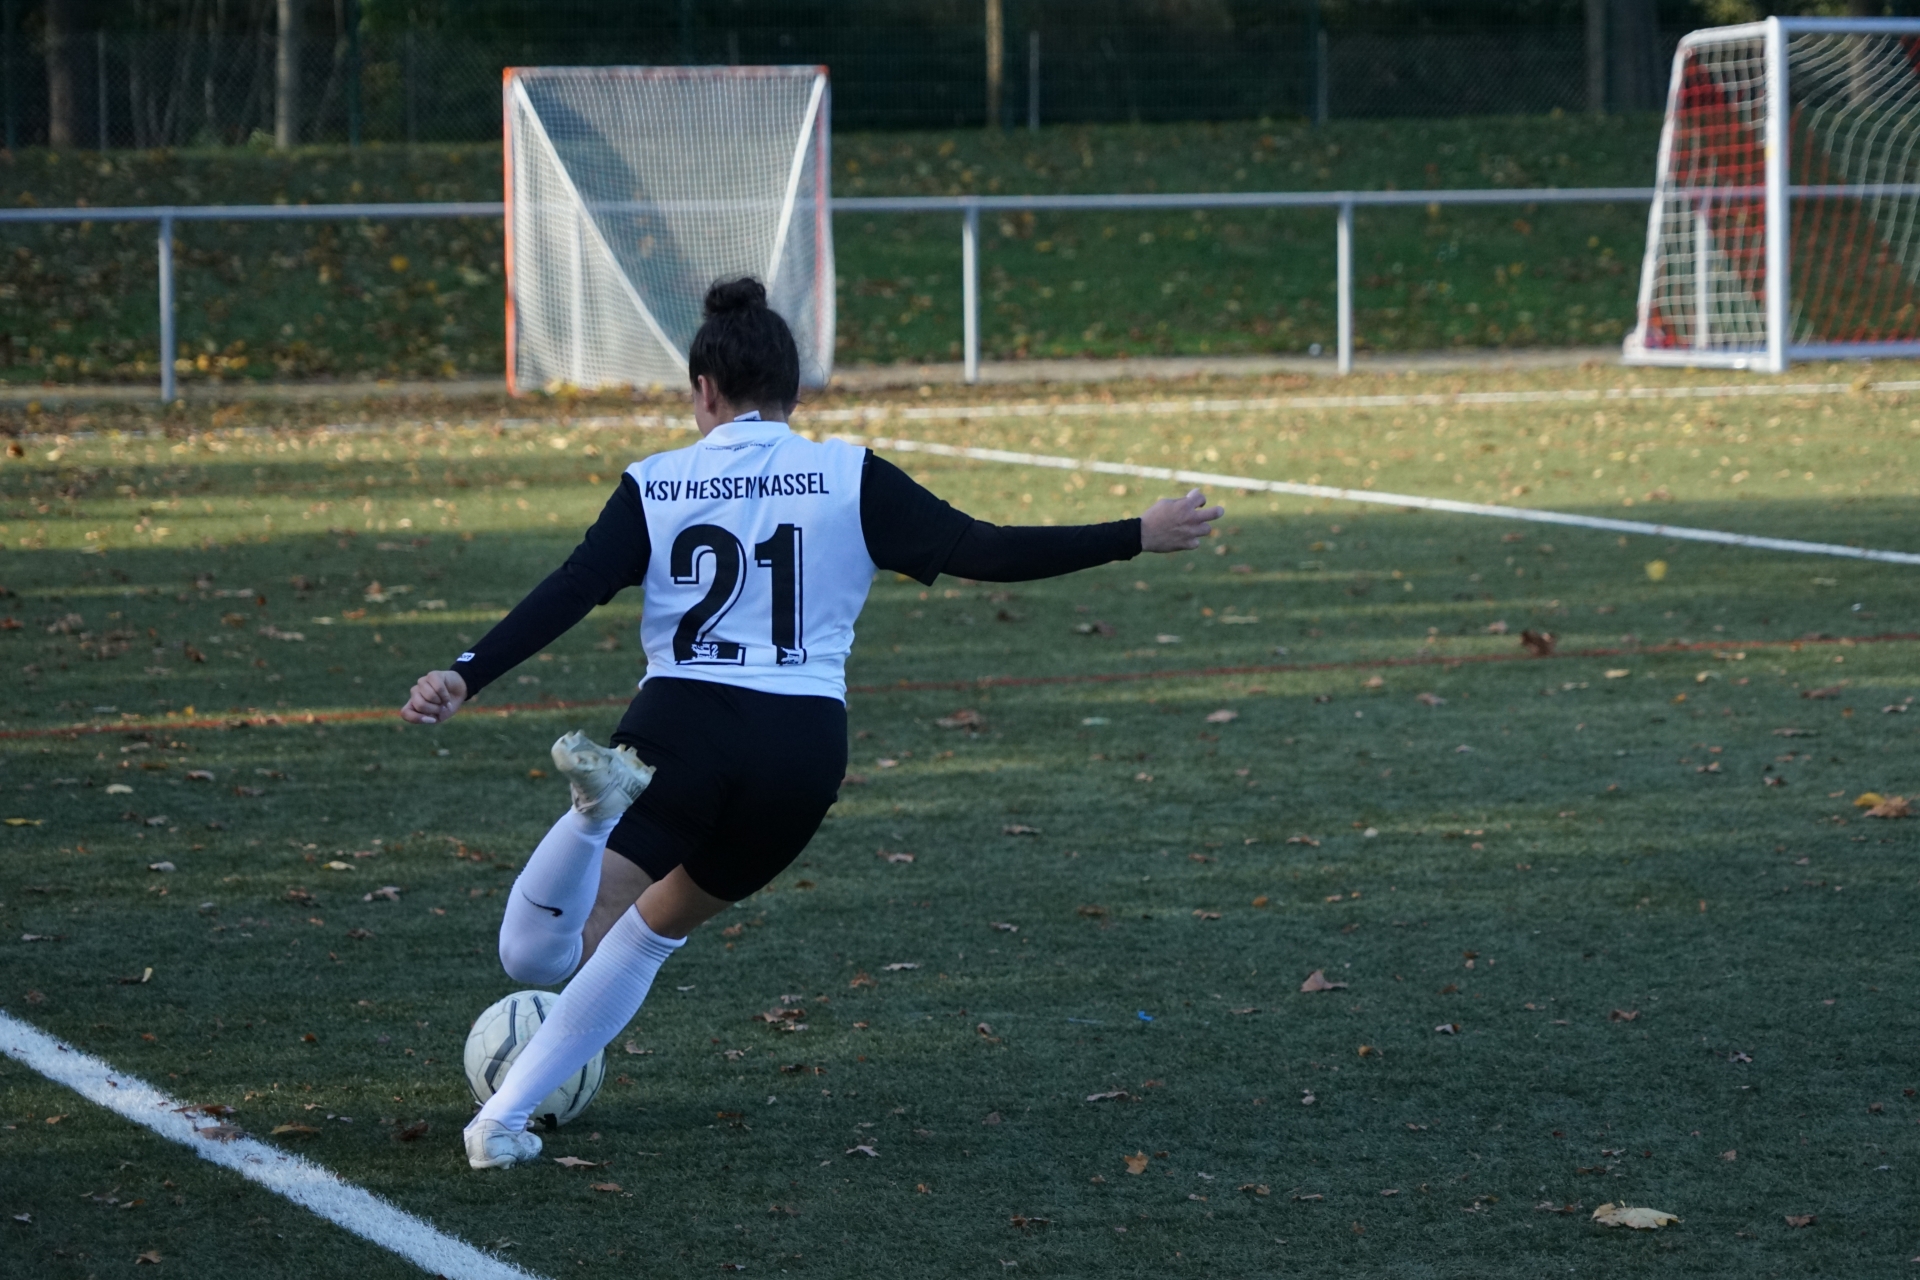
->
xmin=450 ymin=452 xmax=1141 ymax=698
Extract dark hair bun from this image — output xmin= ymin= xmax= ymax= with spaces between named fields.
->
xmin=688 ymin=276 xmax=800 ymax=409
xmin=704 ymin=278 xmax=768 ymax=317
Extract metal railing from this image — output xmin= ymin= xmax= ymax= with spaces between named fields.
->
xmin=0 ymin=186 xmax=1653 ymax=401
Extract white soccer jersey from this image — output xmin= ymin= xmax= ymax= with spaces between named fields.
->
xmin=626 ymin=415 xmax=876 ymax=702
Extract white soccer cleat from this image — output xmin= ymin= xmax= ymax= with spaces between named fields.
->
xmin=464 ymin=1119 xmax=544 ymax=1170
xmin=550 ymin=731 xmax=655 ymax=825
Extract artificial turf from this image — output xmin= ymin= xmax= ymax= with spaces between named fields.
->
xmin=0 ymin=365 xmax=1916 ymax=1277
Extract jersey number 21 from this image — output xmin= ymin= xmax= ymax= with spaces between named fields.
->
xmin=669 ymin=523 xmax=806 ymax=666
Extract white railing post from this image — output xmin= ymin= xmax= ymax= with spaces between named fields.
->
xmin=1763 ymin=16 xmax=1790 ymax=373
xmin=1336 ymin=198 xmax=1353 ymax=375
xmin=962 ymin=200 xmax=980 ymax=384
xmin=157 ymin=211 xmax=176 ymax=404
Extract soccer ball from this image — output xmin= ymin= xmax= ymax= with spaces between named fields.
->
xmin=463 ymin=990 xmax=606 ymax=1129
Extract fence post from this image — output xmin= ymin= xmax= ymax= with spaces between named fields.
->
xmin=1335 ymin=198 xmax=1353 ymax=375
xmin=1028 ymin=30 xmax=1040 ymax=133
xmin=158 ymin=212 xmax=177 ymax=404
xmin=962 ymin=201 xmax=980 ymax=384
xmin=346 ymin=0 xmax=362 ymax=148
xmin=96 ymin=31 xmax=108 ymax=151
xmin=2 ymin=0 xmax=14 ymax=152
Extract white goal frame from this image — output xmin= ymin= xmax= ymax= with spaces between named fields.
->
xmin=503 ymin=65 xmax=834 ymax=396
xmin=1626 ymin=17 xmax=1920 ymax=372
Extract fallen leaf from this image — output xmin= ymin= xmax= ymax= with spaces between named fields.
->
xmin=1803 ymin=686 xmax=1844 ymax=700
xmin=936 ymin=709 xmax=986 ymax=729
xmin=1085 ymin=1090 xmax=1131 ymax=1103
xmin=3 ymin=817 xmax=42 ymax=826
xmin=136 ymin=1250 xmax=163 ymax=1265
xmin=1644 ymin=560 xmax=1668 ymax=582
xmin=1291 ymin=1192 xmax=1324 ymax=1202
xmin=552 ymin=1156 xmax=604 ymax=1168
xmin=590 ymin=1181 xmax=623 ymax=1193
xmin=1416 ymin=691 xmax=1446 ymax=706
xmin=1434 ymin=1022 xmax=1461 ymax=1035
xmin=1300 ymin=969 xmax=1349 ymax=993
xmin=1520 ymin=629 xmax=1556 ymax=657
xmin=1485 ymin=620 xmax=1510 ymax=634
xmin=1204 ymin=709 xmax=1239 ymax=724
xmin=1865 ymin=796 xmax=1911 ymax=819
xmin=881 ymin=962 xmax=919 ymax=971
xmin=1124 ymin=1151 xmax=1149 ymax=1175
xmin=990 ymin=922 xmax=1019 ymax=933
xmin=362 ymin=885 xmax=401 ymax=902
xmin=1009 ymin=1214 xmax=1051 ymax=1230
xmin=1357 ymin=1044 xmax=1378 ymax=1057
xmin=197 ymin=1124 xmax=244 ymax=1142
xmin=1239 ymin=1183 xmax=1271 ymax=1196
xmin=270 ymin=1123 xmax=319 ymax=1137
xmin=1592 ymin=1203 xmax=1679 ymax=1229
xmin=345 ymin=928 xmax=374 ymax=941
xmin=186 ymin=769 xmax=214 ymax=782
xmin=1609 ymin=1009 xmax=1640 ymax=1022
xmin=1783 ymin=1213 xmax=1815 ymax=1228
xmin=878 ymin=850 xmax=914 ymax=864
xmin=106 ymin=784 xmax=133 ymax=795
xmin=1720 ymin=1149 xmax=1736 ymax=1161
xmin=848 ymin=972 xmax=876 ymax=989
xmin=1192 ymin=910 xmax=1222 ymax=921
xmin=1604 ymin=669 xmax=1630 ymax=679
xmin=845 ymin=1144 xmax=879 ymax=1158
xmin=1002 ymin=825 xmax=1041 ymax=836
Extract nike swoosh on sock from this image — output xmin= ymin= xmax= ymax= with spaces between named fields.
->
xmin=522 ymin=892 xmax=564 ymax=917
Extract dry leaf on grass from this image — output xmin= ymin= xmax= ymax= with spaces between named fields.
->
xmin=1416 ymin=692 xmax=1446 ymax=706
xmin=1784 ymin=1213 xmax=1816 ymax=1228
xmin=196 ymin=1124 xmax=244 ymax=1142
xmin=1592 ymin=1203 xmax=1679 ymax=1229
xmin=1085 ymin=1089 xmax=1131 ymax=1103
xmin=1609 ymin=1009 xmax=1640 ymax=1022
xmin=1854 ymin=791 xmax=1885 ymax=808
xmin=1002 ymin=825 xmax=1041 ymax=837
xmin=269 ymin=1123 xmax=318 ymax=1137
xmin=589 ymin=1182 xmax=623 ymax=1193
xmin=845 ymin=1144 xmax=879 ymax=1158
xmin=881 ymin=962 xmax=919 ymax=971
xmin=1204 ymin=709 xmax=1239 ymax=724
xmin=135 ymin=1251 xmax=163 ymax=1265
xmin=1123 ymin=1151 xmax=1149 ymax=1175
xmin=1434 ymin=1022 xmax=1461 ymax=1035
xmin=1866 ymin=796 xmax=1911 ymax=819
xmin=1300 ymin=969 xmax=1348 ymax=993
xmin=936 ymin=709 xmax=985 ymax=730
xmin=1521 ymin=629 xmax=1556 ymax=656
xmin=552 ymin=1156 xmax=603 ymax=1168
xmin=1239 ymin=1183 xmax=1271 ymax=1196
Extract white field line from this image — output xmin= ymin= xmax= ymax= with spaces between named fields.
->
xmin=0 ymin=1009 xmax=542 ymax=1280
xmin=833 ymin=433 xmax=1920 ymax=566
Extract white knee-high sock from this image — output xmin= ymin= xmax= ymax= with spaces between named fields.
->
xmin=472 ymin=907 xmax=683 ymax=1133
xmin=497 ymin=808 xmax=618 ymax=986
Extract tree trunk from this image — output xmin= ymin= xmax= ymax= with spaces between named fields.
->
xmin=1585 ymin=0 xmax=1607 ymax=116
xmin=985 ymin=0 xmax=1003 ymax=129
xmin=1607 ymin=0 xmax=1661 ymax=113
xmin=275 ymin=0 xmax=297 ymax=149
xmin=44 ymin=0 xmax=79 ymax=147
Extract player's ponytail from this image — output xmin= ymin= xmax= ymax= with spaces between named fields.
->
xmin=688 ymin=277 xmax=801 ymax=411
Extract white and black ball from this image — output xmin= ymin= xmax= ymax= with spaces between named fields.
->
xmin=462 ymin=990 xmax=605 ymax=1129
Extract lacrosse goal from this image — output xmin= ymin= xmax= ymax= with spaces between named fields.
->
xmin=1625 ymin=18 xmax=1920 ymax=371
xmin=504 ymin=65 xmax=833 ymax=395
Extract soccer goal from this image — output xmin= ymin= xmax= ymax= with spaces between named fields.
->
xmin=503 ymin=65 xmax=834 ymax=395
xmin=1625 ymin=18 xmax=1920 ymax=372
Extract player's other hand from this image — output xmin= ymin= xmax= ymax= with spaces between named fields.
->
xmin=401 ymin=669 xmax=469 ymax=725
xmin=1139 ymin=488 xmax=1225 ymax=553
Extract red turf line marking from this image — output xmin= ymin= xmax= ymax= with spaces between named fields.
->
xmin=1 ymin=632 xmax=1911 ymax=741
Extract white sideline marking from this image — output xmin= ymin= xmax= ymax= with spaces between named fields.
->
xmin=834 ymin=433 xmax=1920 ymax=566
xmin=0 ymin=1010 xmax=542 ymax=1280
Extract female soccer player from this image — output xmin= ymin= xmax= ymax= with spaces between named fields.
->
xmin=400 ymin=279 xmax=1223 ymax=1170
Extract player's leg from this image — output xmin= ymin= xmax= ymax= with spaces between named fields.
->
xmin=579 ymin=848 xmax=652 ymax=965
xmin=496 ymin=732 xmax=654 ymax=986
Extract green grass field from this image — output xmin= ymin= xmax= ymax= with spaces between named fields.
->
xmin=0 ymin=364 xmax=1916 ymax=1277
xmin=0 ymin=113 xmax=1661 ymax=385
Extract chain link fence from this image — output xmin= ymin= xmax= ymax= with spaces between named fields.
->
xmin=0 ymin=6 xmax=1693 ymax=149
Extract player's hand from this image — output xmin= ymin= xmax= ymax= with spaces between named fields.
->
xmin=401 ymin=669 xmax=469 ymax=725
xmin=1139 ymin=488 xmax=1225 ymax=553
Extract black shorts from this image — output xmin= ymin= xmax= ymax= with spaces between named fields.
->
xmin=604 ymin=677 xmax=847 ymax=902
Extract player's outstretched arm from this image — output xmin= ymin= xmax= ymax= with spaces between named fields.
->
xmin=1139 ymin=488 xmax=1225 ymax=553
xmin=401 ymin=669 xmax=469 ymax=724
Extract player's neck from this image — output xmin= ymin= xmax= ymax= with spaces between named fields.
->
xmin=697 ymin=403 xmax=789 ymax=437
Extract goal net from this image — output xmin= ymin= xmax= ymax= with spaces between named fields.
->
xmin=504 ymin=66 xmax=834 ymax=395
xmin=1625 ymin=18 xmax=1920 ymax=371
